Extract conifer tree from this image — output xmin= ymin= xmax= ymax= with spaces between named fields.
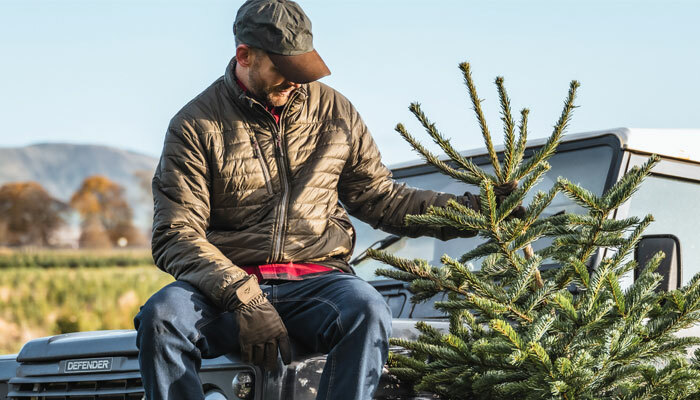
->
xmin=371 ymin=62 xmax=700 ymax=399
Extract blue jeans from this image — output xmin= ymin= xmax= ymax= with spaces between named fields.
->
xmin=134 ymin=272 xmax=392 ymax=400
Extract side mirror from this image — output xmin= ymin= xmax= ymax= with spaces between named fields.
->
xmin=634 ymin=234 xmax=682 ymax=291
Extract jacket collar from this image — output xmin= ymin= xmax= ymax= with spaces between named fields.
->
xmin=223 ymin=57 xmax=308 ymax=116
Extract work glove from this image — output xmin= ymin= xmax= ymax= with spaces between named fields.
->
xmin=230 ymin=277 xmax=292 ymax=371
xmin=435 ymin=181 xmax=525 ymax=239
xmin=464 ymin=180 xmax=526 ymax=219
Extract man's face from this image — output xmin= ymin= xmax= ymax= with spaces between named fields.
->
xmin=247 ymin=50 xmax=300 ymax=107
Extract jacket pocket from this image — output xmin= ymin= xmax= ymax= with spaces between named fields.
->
xmin=250 ymin=136 xmax=274 ymax=195
xmin=329 ymin=215 xmax=357 ymax=257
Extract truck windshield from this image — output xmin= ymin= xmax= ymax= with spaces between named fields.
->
xmin=350 ymin=145 xmax=616 ymax=281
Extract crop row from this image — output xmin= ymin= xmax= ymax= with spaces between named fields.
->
xmin=0 ymin=248 xmax=154 ymax=268
xmin=0 ymin=265 xmax=173 ymax=354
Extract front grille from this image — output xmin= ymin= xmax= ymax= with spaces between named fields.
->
xmin=7 ymin=372 xmax=144 ymax=399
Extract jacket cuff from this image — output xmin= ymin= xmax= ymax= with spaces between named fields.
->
xmin=223 ymin=275 xmax=264 ymax=311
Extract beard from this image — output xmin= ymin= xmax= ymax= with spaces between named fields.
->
xmin=247 ymin=67 xmax=296 ymax=107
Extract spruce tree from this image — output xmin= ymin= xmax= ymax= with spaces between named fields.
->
xmin=372 ymin=62 xmax=700 ymax=399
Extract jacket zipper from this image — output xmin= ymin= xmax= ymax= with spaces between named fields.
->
xmin=269 ymin=96 xmax=297 ymax=262
xmin=249 ymin=135 xmax=274 ymax=195
xmin=249 ymin=92 xmax=300 ymax=262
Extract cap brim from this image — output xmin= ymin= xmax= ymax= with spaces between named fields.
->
xmin=267 ymin=50 xmax=331 ymax=84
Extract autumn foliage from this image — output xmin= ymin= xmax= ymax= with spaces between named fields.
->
xmin=70 ymin=175 xmax=145 ymax=248
xmin=0 ymin=182 xmax=67 ymax=246
xmin=0 ymin=175 xmax=147 ymax=248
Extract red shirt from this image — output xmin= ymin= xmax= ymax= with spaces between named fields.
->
xmin=235 ymin=77 xmax=283 ymax=124
xmin=241 ymin=262 xmax=335 ymax=282
xmin=234 ymin=76 xmax=336 ymax=282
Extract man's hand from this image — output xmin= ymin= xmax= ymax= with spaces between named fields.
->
xmin=231 ymin=278 xmax=292 ymax=371
xmin=493 ymin=181 xmax=526 ymax=219
xmin=463 ymin=181 xmax=526 ymax=219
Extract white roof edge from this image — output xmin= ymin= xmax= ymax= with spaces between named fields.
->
xmin=388 ymin=127 xmax=700 ymax=170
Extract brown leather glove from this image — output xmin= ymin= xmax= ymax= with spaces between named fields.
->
xmin=232 ymin=278 xmax=292 ymax=371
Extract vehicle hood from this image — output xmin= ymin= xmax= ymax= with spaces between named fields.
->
xmin=16 ymin=330 xmax=138 ymax=362
xmin=16 ymin=320 xmax=446 ymax=363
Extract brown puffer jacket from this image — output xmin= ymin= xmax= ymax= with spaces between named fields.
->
xmin=152 ymin=58 xmax=471 ymax=310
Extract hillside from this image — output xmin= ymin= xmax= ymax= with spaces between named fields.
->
xmin=0 ymin=143 xmax=158 ymax=229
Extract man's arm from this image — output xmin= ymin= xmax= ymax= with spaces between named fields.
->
xmin=151 ymin=116 xmax=250 ymax=310
xmin=338 ymin=106 xmax=477 ymax=240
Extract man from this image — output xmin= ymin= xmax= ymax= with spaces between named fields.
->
xmin=134 ymin=1 xmax=501 ymax=399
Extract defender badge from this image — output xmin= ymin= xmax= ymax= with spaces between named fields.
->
xmin=61 ymin=357 xmax=113 ymax=373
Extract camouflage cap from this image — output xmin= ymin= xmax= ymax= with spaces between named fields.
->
xmin=234 ymin=0 xmax=331 ymax=83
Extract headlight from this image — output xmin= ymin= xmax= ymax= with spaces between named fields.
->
xmin=232 ymin=371 xmax=254 ymax=399
xmin=204 ymin=390 xmax=227 ymax=400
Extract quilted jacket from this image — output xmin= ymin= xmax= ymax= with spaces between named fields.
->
xmin=151 ymin=58 xmax=471 ymax=310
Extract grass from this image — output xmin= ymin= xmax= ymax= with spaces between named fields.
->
xmin=0 ymin=265 xmax=173 ymax=354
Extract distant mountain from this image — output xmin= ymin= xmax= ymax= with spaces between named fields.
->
xmin=0 ymin=143 xmax=158 ymax=230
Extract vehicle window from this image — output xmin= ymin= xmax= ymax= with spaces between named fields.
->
xmin=350 ymin=145 xmax=616 ymax=281
xmin=626 ymin=175 xmax=700 ymax=286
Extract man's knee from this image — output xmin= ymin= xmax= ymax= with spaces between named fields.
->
xmin=134 ymin=281 xmax=202 ymax=346
xmin=341 ymin=279 xmax=393 ymax=336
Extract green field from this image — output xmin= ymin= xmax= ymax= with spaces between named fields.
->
xmin=0 ymin=264 xmax=173 ymax=354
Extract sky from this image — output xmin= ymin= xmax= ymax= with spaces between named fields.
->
xmin=1 ymin=0 xmax=698 ymax=165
